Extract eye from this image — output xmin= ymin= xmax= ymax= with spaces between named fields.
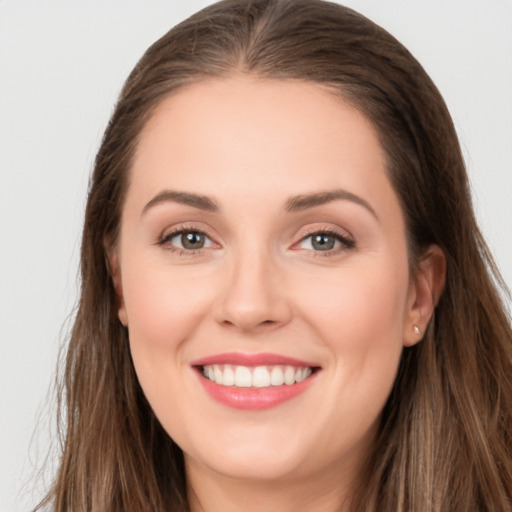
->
xmin=297 ymin=231 xmax=355 ymax=252
xmin=160 ymin=229 xmax=215 ymax=252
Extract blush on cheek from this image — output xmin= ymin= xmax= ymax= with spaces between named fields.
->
xmin=124 ymin=265 xmax=208 ymax=337
xmin=303 ymin=267 xmax=405 ymax=342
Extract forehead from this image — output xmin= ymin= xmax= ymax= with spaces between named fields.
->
xmin=127 ymin=77 xmax=400 ymax=225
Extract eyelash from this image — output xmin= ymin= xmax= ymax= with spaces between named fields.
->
xmin=157 ymin=226 xmax=355 ymax=256
xmin=295 ymin=228 xmax=355 ymax=256
xmin=157 ymin=225 xmax=216 ymax=256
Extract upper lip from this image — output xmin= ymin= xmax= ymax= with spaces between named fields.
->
xmin=190 ymin=352 xmax=318 ymax=367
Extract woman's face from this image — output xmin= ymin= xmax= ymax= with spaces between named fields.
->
xmin=113 ymin=78 xmax=429 ymax=487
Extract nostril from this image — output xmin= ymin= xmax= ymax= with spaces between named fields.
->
xmin=221 ymin=318 xmax=277 ymax=330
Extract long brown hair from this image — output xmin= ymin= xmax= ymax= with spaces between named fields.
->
xmin=39 ymin=1 xmax=512 ymax=510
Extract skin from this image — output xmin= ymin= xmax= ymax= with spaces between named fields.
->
xmin=110 ymin=77 xmax=444 ymax=512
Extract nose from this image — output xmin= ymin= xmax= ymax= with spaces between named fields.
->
xmin=213 ymin=246 xmax=293 ymax=333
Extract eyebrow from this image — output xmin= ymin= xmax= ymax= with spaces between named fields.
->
xmin=142 ymin=190 xmax=219 ymax=215
xmin=142 ymin=187 xmax=377 ymax=219
xmin=285 ymin=189 xmax=378 ymax=219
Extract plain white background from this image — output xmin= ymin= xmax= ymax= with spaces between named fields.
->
xmin=0 ymin=1 xmax=511 ymax=510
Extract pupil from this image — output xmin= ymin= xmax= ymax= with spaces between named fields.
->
xmin=182 ymin=232 xmax=204 ymax=249
xmin=312 ymin=234 xmax=334 ymax=251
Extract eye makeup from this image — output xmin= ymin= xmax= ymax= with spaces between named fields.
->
xmin=156 ymin=224 xmax=219 ymax=256
xmin=155 ymin=222 xmax=356 ymax=260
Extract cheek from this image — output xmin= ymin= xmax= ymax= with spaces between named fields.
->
xmin=292 ymin=253 xmax=409 ymax=426
xmin=121 ymin=256 xmax=215 ymax=370
xmin=120 ymin=259 xmax=218 ymax=442
xmin=297 ymin=258 xmax=409 ymax=349
xmin=290 ymin=258 xmax=408 ymax=443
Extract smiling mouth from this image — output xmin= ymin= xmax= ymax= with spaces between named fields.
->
xmin=199 ymin=364 xmax=317 ymax=388
xmin=192 ymin=354 xmax=321 ymax=409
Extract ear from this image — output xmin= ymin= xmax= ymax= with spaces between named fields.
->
xmin=403 ymin=244 xmax=446 ymax=347
xmin=107 ymin=248 xmax=129 ymax=327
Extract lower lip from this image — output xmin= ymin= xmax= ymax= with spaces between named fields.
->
xmin=196 ymin=370 xmax=317 ymax=410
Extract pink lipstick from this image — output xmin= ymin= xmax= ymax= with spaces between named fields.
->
xmin=191 ymin=352 xmax=319 ymax=410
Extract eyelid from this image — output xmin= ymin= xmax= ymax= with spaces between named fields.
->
xmin=155 ymin=222 xmax=354 ymax=256
xmin=291 ymin=225 xmax=356 ymax=253
xmin=168 ymin=231 xmax=215 ymax=249
xmin=157 ymin=223 xmax=220 ymax=252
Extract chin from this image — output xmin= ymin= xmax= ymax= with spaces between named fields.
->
xmin=189 ymin=450 xmax=308 ymax=483
xmin=181 ymin=425 xmax=315 ymax=483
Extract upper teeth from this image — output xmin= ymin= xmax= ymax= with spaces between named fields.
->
xmin=202 ymin=364 xmax=312 ymax=388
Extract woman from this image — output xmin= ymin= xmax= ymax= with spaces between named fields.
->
xmin=38 ymin=0 xmax=512 ymax=510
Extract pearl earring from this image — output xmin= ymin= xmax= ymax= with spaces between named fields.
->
xmin=413 ymin=325 xmax=421 ymax=335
